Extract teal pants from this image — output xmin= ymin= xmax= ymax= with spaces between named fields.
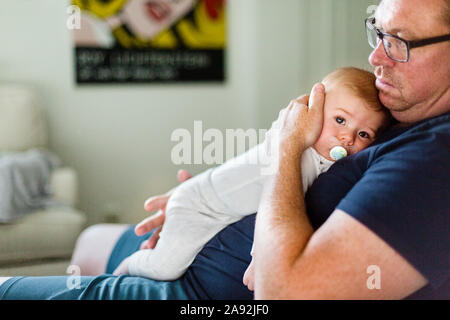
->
xmin=0 ymin=226 xmax=189 ymax=300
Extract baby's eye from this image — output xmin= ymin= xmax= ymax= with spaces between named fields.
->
xmin=336 ymin=117 xmax=345 ymax=125
xmin=359 ymin=131 xmax=371 ymax=139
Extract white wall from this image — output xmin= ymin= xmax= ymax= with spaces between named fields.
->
xmin=0 ymin=0 xmax=378 ymax=225
xmin=253 ymin=0 xmax=377 ymax=130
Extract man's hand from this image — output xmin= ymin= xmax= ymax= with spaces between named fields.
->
xmin=243 ymin=258 xmax=255 ymax=291
xmin=135 ymin=169 xmax=192 ymax=250
xmin=265 ymin=83 xmax=325 ymax=157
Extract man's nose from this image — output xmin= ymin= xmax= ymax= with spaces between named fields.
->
xmin=368 ymin=41 xmax=395 ymax=68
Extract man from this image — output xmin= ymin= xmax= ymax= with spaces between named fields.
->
xmin=251 ymin=0 xmax=449 ymax=299
xmin=136 ymin=0 xmax=449 ymax=299
xmin=1 ymin=0 xmax=448 ymax=300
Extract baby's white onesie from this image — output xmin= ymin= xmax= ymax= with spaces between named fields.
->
xmin=128 ymin=141 xmax=334 ymax=280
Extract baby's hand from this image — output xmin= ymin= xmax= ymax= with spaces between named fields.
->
xmin=243 ymin=258 xmax=255 ymax=291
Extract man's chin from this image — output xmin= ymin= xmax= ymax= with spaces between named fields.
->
xmin=379 ymin=90 xmax=405 ymax=109
xmin=381 ymin=99 xmax=417 ymax=123
xmin=378 ymin=92 xmax=409 ymax=120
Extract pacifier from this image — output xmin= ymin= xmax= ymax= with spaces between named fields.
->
xmin=329 ymin=146 xmax=347 ymax=161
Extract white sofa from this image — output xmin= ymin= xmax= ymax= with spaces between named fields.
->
xmin=0 ymin=85 xmax=87 ymax=276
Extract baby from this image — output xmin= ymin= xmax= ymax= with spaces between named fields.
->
xmin=126 ymin=67 xmax=392 ymax=287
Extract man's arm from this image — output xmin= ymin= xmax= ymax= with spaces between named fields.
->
xmin=253 ymin=85 xmax=428 ymax=299
xmin=254 ymin=195 xmax=428 ymax=299
xmin=253 ymin=140 xmax=428 ymax=299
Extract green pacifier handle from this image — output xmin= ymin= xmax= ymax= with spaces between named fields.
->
xmin=329 ymin=146 xmax=347 ymax=161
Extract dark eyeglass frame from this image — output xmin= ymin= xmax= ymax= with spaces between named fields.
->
xmin=365 ymin=17 xmax=450 ymax=62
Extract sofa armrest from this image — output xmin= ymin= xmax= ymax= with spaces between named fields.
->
xmin=50 ymin=167 xmax=78 ymax=207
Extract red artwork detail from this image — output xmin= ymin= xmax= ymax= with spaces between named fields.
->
xmin=204 ymin=0 xmax=225 ymax=20
xmin=145 ymin=1 xmax=171 ymax=22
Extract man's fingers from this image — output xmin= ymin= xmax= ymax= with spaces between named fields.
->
xmin=135 ymin=210 xmax=165 ymax=236
xmin=243 ymin=268 xmax=254 ymax=291
xmin=139 ymin=226 xmax=162 ymax=250
xmin=139 ymin=239 xmax=149 ymax=250
xmin=147 ymin=227 xmax=162 ymax=249
xmin=294 ymin=94 xmax=310 ymax=106
xmin=177 ymin=169 xmax=192 ymax=182
xmin=308 ymin=83 xmax=325 ymax=112
xmin=144 ymin=195 xmax=169 ymax=212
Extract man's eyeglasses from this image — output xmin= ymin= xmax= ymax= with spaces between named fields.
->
xmin=365 ymin=17 xmax=450 ymax=62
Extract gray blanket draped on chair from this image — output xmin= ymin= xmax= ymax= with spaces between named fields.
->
xmin=0 ymin=149 xmax=61 ymax=223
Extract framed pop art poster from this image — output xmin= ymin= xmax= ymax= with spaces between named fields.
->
xmin=70 ymin=0 xmax=226 ymax=84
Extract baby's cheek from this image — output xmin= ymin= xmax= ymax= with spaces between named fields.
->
xmin=312 ymin=135 xmax=326 ymax=152
xmin=318 ymin=126 xmax=335 ymax=147
xmin=315 ymin=123 xmax=330 ymax=144
xmin=354 ymin=141 xmax=370 ymax=154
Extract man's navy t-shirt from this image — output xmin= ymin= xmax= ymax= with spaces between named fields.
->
xmin=181 ymin=112 xmax=449 ymax=300
xmin=306 ymin=112 xmax=449 ymax=299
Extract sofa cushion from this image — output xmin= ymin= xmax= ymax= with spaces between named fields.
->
xmin=50 ymin=167 xmax=78 ymax=208
xmin=0 ymin=85 xmax=47 ymax=152
xmin=0 ymin=207 xmax=87 ymax=264
xmin=0 ymin=259 xmax=71 ymax=276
